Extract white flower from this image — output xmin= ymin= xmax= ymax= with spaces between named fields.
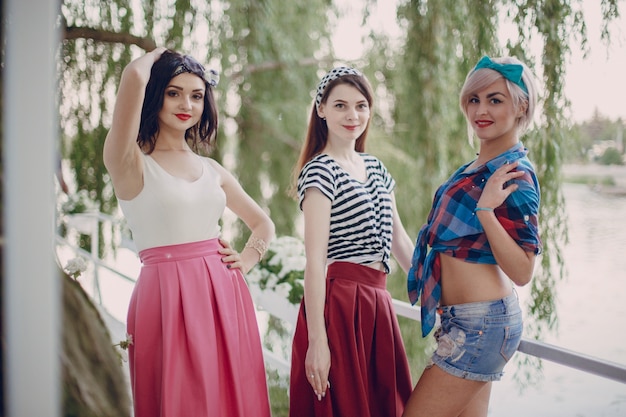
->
xmin=268 ymin=254 xmax=282 ymax=267
xmin=64 ymin=257 xmax=87 ymax=279
xmin=273 ymin=282 xmax=292 ymax=299
xmin=280 ymin=256 xmax=306 ymax=276
xmin=61 ymin=189 xmax=99 ymax=214
xmin=250 ymin=236 xmax=306 ymax=305
xmin=265 ymin=274 xmax=279 ymax=289
xmin=118 ymin=333 xmax=133 ymax=350
xmin=114 ymin=333 xmax=134 ymax=363
xmin=246 ymin=268 xmax=263 ymax=284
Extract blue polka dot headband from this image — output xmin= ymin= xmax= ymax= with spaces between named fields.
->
xmin=315 ymin=66 xmax=362 ymax=110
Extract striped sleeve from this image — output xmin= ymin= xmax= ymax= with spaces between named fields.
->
xmin=362 ymin=154 xmax=396 ymax=194
xmin=375 ymin=157 xmax=396 ymax=193
xmin=297 ymin=158 xmax=335 ymax=210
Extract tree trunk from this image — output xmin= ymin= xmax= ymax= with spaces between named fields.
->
xmin=61 ymin=270 xmax=131 ymax=417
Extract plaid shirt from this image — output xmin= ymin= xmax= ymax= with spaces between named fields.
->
xmin=408 ymin=143 xmax=542 ymax=337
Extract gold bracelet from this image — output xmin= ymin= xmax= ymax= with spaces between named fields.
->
xmin=244 ymin=235 xmax=268 ymax=259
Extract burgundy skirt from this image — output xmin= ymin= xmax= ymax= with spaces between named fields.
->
xmin=289 ymin=261 xmax=412 ymax=417
xmin=126 ymin=238 xmax=271 ymax=417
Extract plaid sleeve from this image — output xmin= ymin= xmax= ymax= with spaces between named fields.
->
xmin=497 ymin=167 xmax=542 ymax=254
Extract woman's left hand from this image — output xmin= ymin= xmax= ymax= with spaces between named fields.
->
xmin=477 ymin=160 xmax=525 ymax=209
xmin=218 ymin=238 xmax=245 ymax=272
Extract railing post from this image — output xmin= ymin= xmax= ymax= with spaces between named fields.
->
xmin=90 ymin=214 xmax=101 ymax=304
xmin=2 ymin=0 xmax=61 ymax=415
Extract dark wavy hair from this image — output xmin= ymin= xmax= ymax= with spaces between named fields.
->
xmin=138 ymin=50 xmax=218 ymax=154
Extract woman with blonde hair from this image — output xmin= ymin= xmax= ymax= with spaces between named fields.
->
xmin=403 ymin=56 xmax=542 ymax=417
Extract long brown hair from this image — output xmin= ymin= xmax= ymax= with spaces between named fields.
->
xmin=290 ymin=73 xmax=374 ymax=197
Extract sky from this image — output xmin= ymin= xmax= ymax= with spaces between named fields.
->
xmin=331 ymin=1 xmax=626 ymax=123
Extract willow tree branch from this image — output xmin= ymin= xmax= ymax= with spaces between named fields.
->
xmin=64 ymin=26 xmax=157 ymax=51
xmin=232 ymin=56 xmax=336 ymax=78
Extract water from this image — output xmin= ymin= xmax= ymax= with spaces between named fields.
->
xmin=60 ymin=178 xmax=626 ymax=416
xmin=489 ymin=181 xmax=626 ymax=416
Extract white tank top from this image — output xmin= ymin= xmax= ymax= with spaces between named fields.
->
xmin=118 ymin=153 xmax=226 ymax=252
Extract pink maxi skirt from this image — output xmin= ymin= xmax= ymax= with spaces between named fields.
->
xmin=289 ymin=261 xmax=413 ymax=417
xmin=127 ymin=238 xmax=271 ymax=417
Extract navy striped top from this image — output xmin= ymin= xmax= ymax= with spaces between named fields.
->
xmin=297 ymin=153 xmax=396 ymax=273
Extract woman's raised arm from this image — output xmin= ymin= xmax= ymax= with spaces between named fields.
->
xmin=103 ymin=47 xmax=166 ymax=198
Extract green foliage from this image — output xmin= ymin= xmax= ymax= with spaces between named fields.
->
xmin=389 ymin=0 xmax=494 ymax=227
xmin=387 ymin=267 xmax=435 ymax=381
xmin=570 ymin=111 xmax=626 ymax=163
xmin=266 ymin=369 xmax=290 ymax=417
xmin=581 ymin=110 xmax=623 ymax=143
xmin=58 ymin=0 xmax=624 ymax=397
xmin=558 ymin=110 xmax=625 ymax=163
xmin=599 ymin=147 xmax=624 ymax=165
xmin=247 ymin=236 xmax=306 ymax=305
xmin=218 ymin=0 xmax=333 ymax=245
xmin=565 ymin=174 xmax=615 ymax=186
xmin=60 ymin=0 xmax=333 ymax=246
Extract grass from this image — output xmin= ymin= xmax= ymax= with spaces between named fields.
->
xmin=267 ymin=370 xmax=290 ymax=417
xmin=563 ymin=174 xmax=616 ymax=186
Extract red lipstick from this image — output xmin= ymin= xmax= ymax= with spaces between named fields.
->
xmin=475 ymin=120 xmax=493 ymax=128
xmin=176 ymin=114 xmax=191 ymax=121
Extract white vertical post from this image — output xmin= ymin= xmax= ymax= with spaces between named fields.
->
xmin=3 ymin=0 xmax=60 ymax=415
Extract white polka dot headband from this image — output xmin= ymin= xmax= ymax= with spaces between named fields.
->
xmin=315 ymin=66 xmax=362 ymax=110
xmin=172 ymin=63 xmax=220 ymax=87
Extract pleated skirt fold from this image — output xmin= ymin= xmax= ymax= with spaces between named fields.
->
xmin=289 ymin=261 xmax=412 ymax=417
xmin=127 ymin=238 xmax=271 ymax=417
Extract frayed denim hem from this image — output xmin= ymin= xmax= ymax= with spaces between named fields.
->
xmin=429 ymin=355 xmax=505 ymax=382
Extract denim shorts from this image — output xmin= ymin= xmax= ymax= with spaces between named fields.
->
xmin=428 ymin=291 xmax=523 ymax=382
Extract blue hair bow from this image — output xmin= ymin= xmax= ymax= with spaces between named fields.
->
xmin=473 ymin=56 xmax=528 ymax=94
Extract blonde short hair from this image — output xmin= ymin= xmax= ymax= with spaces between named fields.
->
xmin=459 ymin=56 xmax=538 ymax=144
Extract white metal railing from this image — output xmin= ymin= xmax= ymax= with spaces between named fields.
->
xmin=251 ymin=286 xmax=626 ymax=385
xmin=57 ymin=211 xmax=626 ymax=387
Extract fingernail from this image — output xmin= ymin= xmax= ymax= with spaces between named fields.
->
xmin=226 ymin=265 xmax=231 ymax=269
xmin=317 ymin=394 xmax=322 ymax=401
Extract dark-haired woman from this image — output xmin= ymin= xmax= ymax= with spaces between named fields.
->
xmin=103 ymin=47 xmax=273 ymax=417
xmin=288 ymin=67 xmax=414 ymax=417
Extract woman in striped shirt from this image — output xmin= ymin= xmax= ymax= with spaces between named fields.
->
xmin=288 ymin=67 xmax=414 ymax=417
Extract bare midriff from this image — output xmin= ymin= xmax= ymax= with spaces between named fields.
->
xmin=439 ymin=253 xmax=513 ymax=306
xmin=327 ymin=260 xmax=386 ymax=272
xmin=364 ymin=261 xmax=386 ymax=272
